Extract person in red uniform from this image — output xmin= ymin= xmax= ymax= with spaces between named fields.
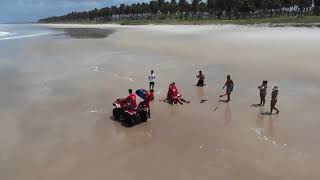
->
xmin=167 ymin=83 xmax=174 ymax=100
xmin=139 ymin=89 xmax=154 ymax=108
xmin=120 ymin=89 xmax=137 ymax=109
xmin=167 ymin=82 xmax=190 ymax=105
xmin=148 ymin=89 xmax=154 ymax=101
xmin=138 ymin=89 xmax=154 ymax=118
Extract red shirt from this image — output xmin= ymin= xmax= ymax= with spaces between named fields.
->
xmin=167 ymin=84 xmax=173 ymax=97
xmin=170 ymin=85 xmax=179 ymax=97
xmin=126 ymin=93 xmax=137 ymax=108
xmin=147 ymin=91 xmax=154 ymax=101
xmin=142 ymin=94 xmax=151 ymax=108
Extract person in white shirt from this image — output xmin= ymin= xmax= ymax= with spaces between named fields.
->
xmin=148 ymin=70 xmax=156 ymax=90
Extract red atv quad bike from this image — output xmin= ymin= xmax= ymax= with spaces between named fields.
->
xmin=112 ymin=99 xmax=150 ymax=126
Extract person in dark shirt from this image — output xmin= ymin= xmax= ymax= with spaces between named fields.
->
xmin=196 ymin=70 xmax=205 ymax=87
xmin=258 ymin=80 xmax=268 ymax=106
xmin=270 ymin=86 xmax=280 ymax=114
xmin=220 ymin=75 xmax=234 ymax=102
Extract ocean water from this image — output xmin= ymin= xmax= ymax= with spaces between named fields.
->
xmin=0 ymin=24 xmax=53 ymax=41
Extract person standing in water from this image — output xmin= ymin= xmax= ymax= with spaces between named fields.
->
xmin=138 ymin=89 xmax=154 ymax=118
xmin=148 ymin=70 xmax=156 ymax=90
xmin=270 ymin=86 xmax=280 ymax=114
xmin=196 ymin=70 xmax=205 ymax=87
xmin=258 ymin=80 xmax=268 ymax=106
xmin=220 ymin=75 xmax=234 ymax=102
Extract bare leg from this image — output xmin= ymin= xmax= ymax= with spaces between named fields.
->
xmin=180 ymin=98 xmax=190 ymax=104
xmin=259 ymin=96 xmax=263 ymax=105
xmin=270 ymin=103 xmax=274 ymax=115
xmin=177 ymin=98 xmax=183 ymax=105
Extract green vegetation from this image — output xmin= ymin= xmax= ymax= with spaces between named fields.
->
xmin=39 ymin=0 xmax=320 ymax=26
xmin=116 ymin=16 xmax=320 ymax=25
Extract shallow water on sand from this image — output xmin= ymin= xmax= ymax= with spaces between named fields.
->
xmin=0 ymin=24 xmax=320 ymax=180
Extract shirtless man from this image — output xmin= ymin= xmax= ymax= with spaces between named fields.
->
xmin=258 ymin=80 xmax=268 ymax=106
xmin=196 ymin=70 xmax=205 ymax=87
xmin=220 ymin=75 xmax=234 ymax=102
xmin=270 ymin=86 xmax=280 ymax=114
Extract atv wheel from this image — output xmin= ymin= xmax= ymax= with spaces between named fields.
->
xmin=113 ymin=108 xmax=121 ymax=120
xmin=139 ymin=111 xmax=148 ymax=122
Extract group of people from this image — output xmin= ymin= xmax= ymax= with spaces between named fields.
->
xmin=166 ymin=82 xmax=190 ymax=105
xmin=119 ymin=69 xmax=280 ymax=116
xmin=258 ymin=80 xmax=280 ymax=114
xmin=118 ymin=89 xmax=154 ymax=110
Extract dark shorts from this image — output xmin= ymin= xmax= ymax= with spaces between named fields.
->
xmin=271 ymin=99 xmax=277 ymax=107
xmin=227 ymin=88 xmax=232 ymax=95
xmin=260 ymin=93 xmax=266 ymax=99
xmin=197 ymin=79 xmax=204 ymax=86
xmin=149 ymin=82 xmax=155 ymax=86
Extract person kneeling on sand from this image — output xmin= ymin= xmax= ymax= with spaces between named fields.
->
xmin=220 ymin=75 xmax=234 ymax=102
xmin=270 ymin=86 xmax=280 ymax=114
xmin=196 ymin=70 xmax=205 ymax=87
xmin=167 ymin=82 xmax=190 ymax=105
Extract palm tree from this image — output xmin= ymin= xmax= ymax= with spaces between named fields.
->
xmin=207 ymin=0 xmax=215 ymax=18
xmin=198 ymin=1 xmax=207 ymax=19
xmin=169 ymin=0 xmax=178 ymax=18
xmin=38 ymin=0 xmax=316 ymax=23
xmin=192 ymin=0 xmax=200 ymax=19
xmin=314 ymin=0 xmax=320 ymax=15
xmin=149 ymin=1 xmax=159 ymax=18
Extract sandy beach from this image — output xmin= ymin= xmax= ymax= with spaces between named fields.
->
xmin=1 ymin=24 xmax=320 ymax=180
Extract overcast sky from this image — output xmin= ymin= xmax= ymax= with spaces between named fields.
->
xmin=0 ymin=0 xmax=149 ymax=23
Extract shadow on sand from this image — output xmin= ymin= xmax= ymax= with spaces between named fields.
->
xmin=55 ymin=28 xmax=116 ymax=39
xmin=251 ymin=104 xmax=263 ymax=107
xmin=109 ymin=115 xmax=146 ymax=128
xmin=260 ymin=112 xmax=272 ymax=116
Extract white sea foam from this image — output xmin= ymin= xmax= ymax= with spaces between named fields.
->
xmin=0 ymin=31 xmax=11 ymax=37
xmin=113 ymin=73 xmax=135 ymax=82
xmin=0 ymin=32 xmax=51 ymax=41
xmin=251 ymin=128 xmax=287 ymax=150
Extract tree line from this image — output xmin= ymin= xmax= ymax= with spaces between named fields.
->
xmin=39 ymin=0 xmax=320 ymax=23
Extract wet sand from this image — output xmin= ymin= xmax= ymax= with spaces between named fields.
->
xmin=1 ymin=24 xmax=320 ymax=180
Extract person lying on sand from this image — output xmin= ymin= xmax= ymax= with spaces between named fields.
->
xmin=258 ymin=80 xmax=268 ymax=106
xmin=220 ymin=75 xmax=234 ymax=102
xmin=196 ymin=70 xmax=205 ymax=87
